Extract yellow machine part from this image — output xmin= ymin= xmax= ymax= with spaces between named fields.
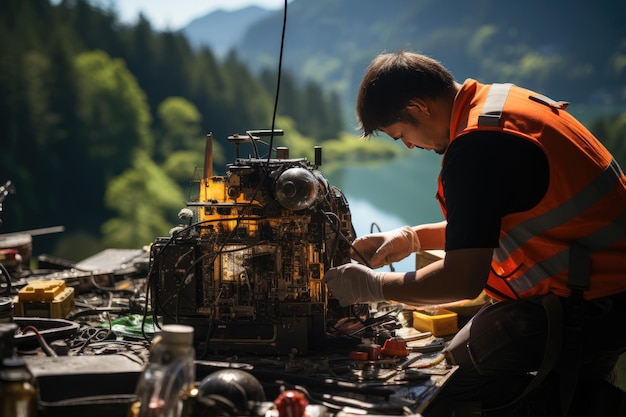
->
xmin=199 ymin=177 xmax=265 ymax=236
xmin=14 ymin=279 xmax=75 ymax=318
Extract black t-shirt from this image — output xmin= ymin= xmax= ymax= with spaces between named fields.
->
xmin=441 ymin=130 xmax=550 ymax=251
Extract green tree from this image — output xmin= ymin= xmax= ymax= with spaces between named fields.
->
xmin=156 ymin=96 xmax=225 ymax=196
xmin=124 ymin=14 xmax=157 ymax=102
xmin=187 ymin=48 xmax=234 ymax=157
xmin=0 ymin=14 xmax=82 ymax=234
xmin=69 ymin=49 xmax=153 ymax=241
xmin=261 ymin=69 xmax=304 ymax=130
xmin=153 ymin=32 xmax=193 ymax=105
xmin=74 ymin=50 xmax=153 ymax=176
xmin=72 ymin=0 xmax=122 ymax=55
xmin=155 ymin=97 xmax=203 ymax=161
xmin=221 ymin=51 xmax=273 ymax=136
xmin=102 ymin=151 xmax=185 ymax=248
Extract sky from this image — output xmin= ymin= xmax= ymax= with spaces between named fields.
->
xmin=86 ymin=0 xmax=288 ymax=31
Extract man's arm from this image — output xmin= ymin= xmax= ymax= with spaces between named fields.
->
xmin=412 ymin=221 xmax=447 ymax=251
xmin=382 ymin=247 xmax=493 ymax=305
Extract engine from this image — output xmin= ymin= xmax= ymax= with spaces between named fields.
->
xmin=149 ymin=130 xmax=359 ymax=354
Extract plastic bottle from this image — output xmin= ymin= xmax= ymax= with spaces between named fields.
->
xmin=133 ymin=324 xmax=195 ymax=417
xmin=0 ymin=357 xmax=37 ymax=417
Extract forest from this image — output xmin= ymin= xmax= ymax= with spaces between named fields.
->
xmin=1 ymin=0 xmax=625 ymax=262
xmin=0 ymin=0 xmax=401 ymax=260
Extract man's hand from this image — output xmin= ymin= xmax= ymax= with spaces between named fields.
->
xmin=351 ymin=226 xmax=421 ymax=268
xmin=323 ymin=263 xmax=386 ymax=306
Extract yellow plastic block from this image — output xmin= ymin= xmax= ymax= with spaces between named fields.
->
xmin=14 ymin=279 xmax=75 ymax=318
xmin=412 ymin=308 xmax=458 ymax=336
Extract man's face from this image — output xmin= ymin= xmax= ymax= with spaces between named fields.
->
xmin=380 ymin=101 xmax=450 ymax=154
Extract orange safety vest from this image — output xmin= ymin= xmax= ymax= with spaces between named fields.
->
xmin=437 ymin=79 xmax=626 ymax=300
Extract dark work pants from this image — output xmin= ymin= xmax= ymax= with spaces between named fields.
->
xmin=439 ymin=292 xmax=626 ymax=416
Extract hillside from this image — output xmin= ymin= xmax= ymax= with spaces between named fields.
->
xmin=184 ymin=0 xmax=626 ymax=124
xmin=180 ymin=6 xmax=273 ymax=57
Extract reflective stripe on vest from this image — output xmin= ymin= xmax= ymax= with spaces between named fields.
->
xmin=506 ymin=209 xmax=626 ymax=293
xmin=478 ymin=83 xmax=570 ymax=128
xmin=497 ymin=158 xmax=624 ymax=255
xmin=478 ymin=83 xmax=513 ymax=127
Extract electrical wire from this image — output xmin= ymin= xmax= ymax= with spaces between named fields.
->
xmin=370 ymin=222 xmax=395 ymax=272
xmin=21 ymin=325 xmax=57 ymax=357
xmin=266 ymin=0 xmax=289 ymax=159
xmin=321 ymin=210 xmax=370 ymax=269
xmin=142 ymin=216 xmax=255 ymax=339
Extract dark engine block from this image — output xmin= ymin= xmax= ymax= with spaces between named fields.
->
xmin=149 ymin=131 xmax=358 ymax=354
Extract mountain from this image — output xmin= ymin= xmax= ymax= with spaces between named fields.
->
xmin=182 ymin=0 xmax=626 ymax=125
xmin=180 ymin=6 xmax=274 ymax=58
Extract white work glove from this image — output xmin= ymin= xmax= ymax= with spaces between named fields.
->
xmin=323 ymin=263 xmax=386 ymax=306
xmin=351 ymin=226 xmax=421 ymax=269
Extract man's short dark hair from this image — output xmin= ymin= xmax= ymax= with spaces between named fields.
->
xmin=356 ymin=51 xmax=456 ymax=137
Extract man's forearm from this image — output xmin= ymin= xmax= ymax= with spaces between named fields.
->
xmin=412 ymin=221 xmax=447 ymax=251
xmin=381 ymin=247 xmax=492 ymax=305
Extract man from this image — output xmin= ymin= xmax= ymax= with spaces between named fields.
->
xmin=323 ymin=51 xmax=626 ymax=416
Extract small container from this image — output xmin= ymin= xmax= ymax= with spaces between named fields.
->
xmin=134 ymin=325 xmax=195 ymax=417
xmin=412 ymin=308 xmax=458 ymax=336
xmin=149 ymin=324 xmax=195 ymax=367
xmin=0 ymin=357 xmax=37 ymax=417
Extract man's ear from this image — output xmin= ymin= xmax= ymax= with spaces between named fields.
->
xmin=407 ymin=99 xmax=430 ymax=117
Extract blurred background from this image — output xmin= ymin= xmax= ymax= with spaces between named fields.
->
xmin=1 ymin=0 xmax=625 ymax=273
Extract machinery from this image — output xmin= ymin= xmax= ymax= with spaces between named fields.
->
xmin=149 ymin=130 xmax=360 ymax=354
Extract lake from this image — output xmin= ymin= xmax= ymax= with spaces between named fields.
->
xmin=324 ymin=150 xmax=445 ymax=272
